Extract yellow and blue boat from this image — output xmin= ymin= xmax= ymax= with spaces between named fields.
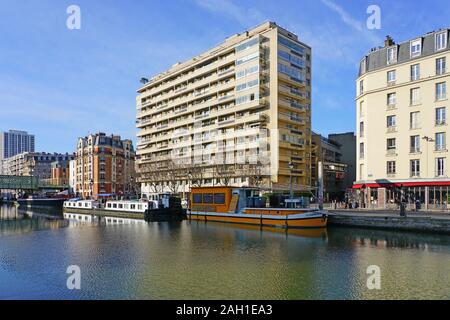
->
xmin=189 ymin=187 xmax=327 ymax=229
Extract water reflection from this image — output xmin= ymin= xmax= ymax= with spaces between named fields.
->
xmin=0 ymin=206 xmax=449 ymax=299
xmin=0 ymin=205 xmax=68 ymax=237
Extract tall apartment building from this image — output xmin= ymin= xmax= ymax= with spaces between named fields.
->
xmin=75 ymin=133 xmax=136 ymax=199
xmin=356 ymin=30 xmax=450 ymax=209
xmin=0 ymin=130 xmax=35 ymax=160
xmin=136 ymin=22 xmax=312 ymax=196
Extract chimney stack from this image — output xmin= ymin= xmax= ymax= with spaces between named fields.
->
xmin=384 ymin=35 xmax=395 ymax=47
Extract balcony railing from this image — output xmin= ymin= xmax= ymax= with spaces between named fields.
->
xmin=435 ymin=145 xmax=447 ymax=152
xmin=410 ymin=147 xmax=421 ymax=154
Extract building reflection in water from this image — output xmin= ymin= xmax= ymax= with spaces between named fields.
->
xmin=0 ymin=205 xmax=68 ymax=236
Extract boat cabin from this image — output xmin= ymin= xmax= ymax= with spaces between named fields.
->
xmin=190 ymin=187 xmax=264 ymax=213
xmin=105 ymin=200 xmax=149 ymax=213
xmin=64 ymin=200 xmax=99 ymax=209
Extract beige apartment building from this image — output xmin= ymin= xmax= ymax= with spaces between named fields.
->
xmin=356 ymin=30 xmax=450 ymax=209
xmin=136 ymin=22 xmax=312 ymax=196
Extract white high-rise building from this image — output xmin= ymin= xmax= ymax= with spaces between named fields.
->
xmin=0 ymin=130 xmax=35 ymax=160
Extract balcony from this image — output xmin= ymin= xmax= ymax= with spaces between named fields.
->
xmin=386 ymin=149 xmax=397 ymax=156
xmin=435 ymin=145 xmax=447 ymax=152
xmin=386 ymin=103 xmax=396 ymax=110
xmin=386 ymin=126 xmax=397 ymax=133
xmin=410 ymin=147 xmax=421 ymax=154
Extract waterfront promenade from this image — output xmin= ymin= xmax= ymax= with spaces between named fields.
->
xmin=328 ymin=209 xmax=450 ymax=235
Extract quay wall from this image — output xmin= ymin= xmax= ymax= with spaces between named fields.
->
xmin=328 ymin=212 xmax=450 ymax=235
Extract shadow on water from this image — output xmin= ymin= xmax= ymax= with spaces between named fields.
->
xmin=0 ymin=205 xmax=68 ymax=236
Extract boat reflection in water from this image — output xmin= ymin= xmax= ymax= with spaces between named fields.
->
xmin=189 ymin=219 xmax=328 ymax=239
xmin=63 ymin=212 xmax=147 ymax=226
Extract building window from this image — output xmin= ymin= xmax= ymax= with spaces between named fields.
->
xmin=359 ymin=122 xmax=364 ymax=138
xmin=411 ymin=159 xmax=420 ymax=177
xmin=359 ymin=163 xmax=364 ymax=180
xmin=387 ymin=93 xmax=396 ymax=106
xmin=410 ymin=136 xmax=420 ymax=153
xmin=436 ymin=31 xmax=447 ymax=51
xmin=359 ymin=101 xmax=364 ymax=117
xmin=359 ymin=80 xmax=364 ymax=95
xmin=436 ymin=107 xmax=446 ymax=125
xmin=410 ymin=39 xmax=422 ymax=58
xmin=360 ymin=58 xmax=367 ymax=74
xmin=436 ymin=82 xmax=447 ymax=100
xmin=387 ymin=138 xmax=396 ymax=150
xmin=387 ymin=70 xmax=396 ymax=83
xmin=387 ymin=47 xmax=397 ymax=64
xmin=387 ymin=115 xmax=396 ymax=128
xmin=436 ymin=157 xmax=446 ymax=176
xmin=359 ymin=143 xmax=365 ymax=159
xmin=410 ymin=88 xmax=420 ymax=105
xmin=410 ymin=112 xmax=420 ymax=129
xmin=387 ymin=161 xmax=396 ymax=175
xmin=436 ymin=57 xmax=446 ymax=75
xmin=411 ymin=64 xmax=420 ymax=81
xmin=435 ymin=132 xmax=446 ymax=151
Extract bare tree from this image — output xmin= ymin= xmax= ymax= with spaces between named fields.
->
xmin=246 ymin=163 xmax=270 ymax=188
xmin=214 ymin=163 xmax=233 ymax=186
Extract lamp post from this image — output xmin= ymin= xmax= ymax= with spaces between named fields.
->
xmin=288 ymin=162 xmax=294 ymax=208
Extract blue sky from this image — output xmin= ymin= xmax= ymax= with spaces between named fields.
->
xmin=1 ymin=0 xmax=449 ymax=153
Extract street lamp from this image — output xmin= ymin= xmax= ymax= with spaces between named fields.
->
xmin=288 ymin=162 xmax=294 ymax=207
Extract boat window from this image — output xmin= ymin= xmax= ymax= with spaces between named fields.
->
xmin=193 ymin=194 xmax=203 ymax=204
xmin=113 ymin=204 xmax=117 ymax=208
xmin=119 ymin=204 xmax=123 ymax=209
xmin=131 ymin=204 xmax=136 ymax=210
xmin=203 ymin=194 xmax=213 ymax=204
xmin=107 ymin=203 xmax=111 ymax=208
xmin=138 ymin=205 xmax=142 ymax=210
xmin=214 ymin=193 xmax=226 ymax=204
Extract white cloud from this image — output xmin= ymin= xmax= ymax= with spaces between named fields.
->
xmin=320 ymin=0 xmax=365 ymax=32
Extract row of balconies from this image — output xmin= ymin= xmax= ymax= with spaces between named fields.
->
xmin=138 ymin=99 xmax=267 ymax=137
xmin=137 ymin=80 xmax=236 ymax=120
xmin=137 ymin=114 xmax=268 ymax=154
xmin=140 ymin=52 xmax=236 ymax=97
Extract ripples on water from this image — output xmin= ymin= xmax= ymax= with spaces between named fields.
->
xmin=0 ymin=205 xmax=449 ymax=300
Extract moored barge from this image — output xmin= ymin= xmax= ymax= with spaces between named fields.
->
xmin=189 ymin=187 xmax=327 ymax=229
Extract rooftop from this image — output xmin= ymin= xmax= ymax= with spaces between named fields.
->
xmin=359 ymin=28 xmax=450 ymax=77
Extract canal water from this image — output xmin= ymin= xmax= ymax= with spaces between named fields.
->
xmin=1 ymin=204 xmax=450 ymax=300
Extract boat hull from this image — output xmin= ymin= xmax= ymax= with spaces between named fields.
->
xmin=18 ymin=198 xmax=66 ymax=208
xmin=188 ymin=211 xmax=328 ymax=229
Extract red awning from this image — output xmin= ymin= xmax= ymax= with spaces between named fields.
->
xmin=353 ymin=181 xmax=450 ymax=189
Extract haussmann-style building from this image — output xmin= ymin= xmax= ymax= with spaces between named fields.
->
xmin=136 ymin=21 xmax=312 ymax=197
xmin=75 ymin=133 xmax=136 ymax=199
xmin=355 ymin=29 xmax=450 ymax=210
